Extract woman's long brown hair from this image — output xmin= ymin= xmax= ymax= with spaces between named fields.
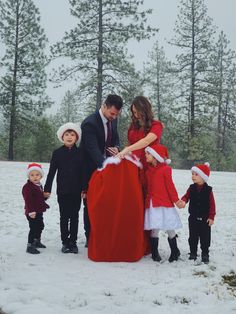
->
xmin=130 ymin=96 xmax=154 ymax=135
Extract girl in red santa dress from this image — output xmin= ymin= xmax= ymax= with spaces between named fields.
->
xmin=144 ymin=144 xmax=184 ymax=262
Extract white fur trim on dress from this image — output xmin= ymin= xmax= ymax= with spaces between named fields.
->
xmin=57 ymin=122 xmax=81 ymax=145
xmin=191 ymin=166 xmax=209 ymax=182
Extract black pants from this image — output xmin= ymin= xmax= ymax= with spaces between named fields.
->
xmin=83 ymin=198 xmax=90 ymax=241
xmin=58 ymin=194 xmax=81 ymax=245
xmin=26 ymin=212 xmax=44 ymax=244
xmin=188 ymin=215 xmax=211 ymax=255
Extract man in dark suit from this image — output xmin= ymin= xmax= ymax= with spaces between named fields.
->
xmin=80 ymin=94 xmax=123 ymax=245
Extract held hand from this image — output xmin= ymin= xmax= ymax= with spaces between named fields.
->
xmin=44 ymin=192 xmax=51 ymax=199
xmin=175 ymin=200 xmax=186 ymax=209
xmin=207 ymin=219 xmax=214 ymax=226
xmin=106 ymin=147 xmax=119 ymax=156
xmin=29 ymin=212 xmax=36 ymax=219
xmin=181 ymin=200 xmax=186 ymax=208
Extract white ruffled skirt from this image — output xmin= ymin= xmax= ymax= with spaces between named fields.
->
xmin=144 ymin=201 xmax=182 ymax=230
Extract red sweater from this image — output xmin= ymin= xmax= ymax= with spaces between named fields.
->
xmin=145 ymin=163 xmax=179 ymax=209
xmin=22 ymin=180 xmax=49 ymax=215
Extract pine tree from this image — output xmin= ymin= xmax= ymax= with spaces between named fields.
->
xmin=207 ymin=31 xmax=236 ymax=169
xmin=0 ymin=0 xmax=50 ymax=160
xmin=169 ymin=0 xmax=216 ymax=164
xmin=144 ymin=42 xmax=175 ymax=120
xmin=51 ymin=0 xmax=157 ymax=110
xmin=53 ymin=90 xmax=87 ymax=128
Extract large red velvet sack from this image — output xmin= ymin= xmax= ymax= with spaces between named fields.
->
xmin=87 ymin=156 xmax=149 ymax=262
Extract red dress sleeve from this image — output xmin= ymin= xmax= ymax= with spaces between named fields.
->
xmin=149 ymin=120 xmax=163 ymax=142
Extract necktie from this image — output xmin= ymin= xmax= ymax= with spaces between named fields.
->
xmin=106 ymin=121 xmax=112 ymax=156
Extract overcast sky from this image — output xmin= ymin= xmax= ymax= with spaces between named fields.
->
xmin=32 ymin=0 xmax=236 ymax=107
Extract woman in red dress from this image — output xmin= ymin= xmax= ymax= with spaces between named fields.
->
xmin=117 ymin=96 xmax=163 ymax=169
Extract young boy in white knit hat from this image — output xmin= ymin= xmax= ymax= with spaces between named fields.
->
xmin=181 ymin=162 xmax=216 ymax=264
xmin=44 ymin=122 xmax=84 ymax=254
xmin=22 ymin=163 xmax=49 ymax=254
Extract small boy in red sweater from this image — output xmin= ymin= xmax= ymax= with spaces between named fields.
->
xmin=22 ymin=163 xmax=49 ymax=254
xmin=181 ymin=162 xmax=216 ymax=264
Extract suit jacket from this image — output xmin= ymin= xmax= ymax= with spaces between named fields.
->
xmin=44 ymin=144 xmax=84 ymax=195
xmin=80 ymin=111 xmax=120 ymax=189
xmin=22 ymin=180 xmax=49 ymax=215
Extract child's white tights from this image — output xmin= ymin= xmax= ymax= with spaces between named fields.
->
xmin=151 ymin=229 xmax=176 ymax=239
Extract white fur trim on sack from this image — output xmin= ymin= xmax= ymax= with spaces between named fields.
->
xmin=98 ymin=153 xmax=143 ymax=171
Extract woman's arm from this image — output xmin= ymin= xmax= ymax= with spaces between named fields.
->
xmin=116 ymin=132 xmax=157 ymax=158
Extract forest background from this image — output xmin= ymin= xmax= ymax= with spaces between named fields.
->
xmin=0 ymin=0 xmax=236 ymax=171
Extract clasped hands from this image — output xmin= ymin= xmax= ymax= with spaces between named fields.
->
xmin=175 ymin=199 xmax=186 ymax=209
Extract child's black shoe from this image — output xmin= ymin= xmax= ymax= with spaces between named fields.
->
xmin=201 ymin=254 xmax=209 ymax=264
xmin=26 ymin=243 xmax=40 ymax=254
xmin=189 ymin=253 xmax=197 ymax=260
xmin=34 ymin=239 xmax=46 ymax=248
xmin=70 ymin=242 xmax=78 ymax=254
xmin=61 ymin=244 xmax=70 ymax=253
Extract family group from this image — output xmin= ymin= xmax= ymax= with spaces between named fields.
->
xmin=22 ymin=95 xmax=216 ymax=264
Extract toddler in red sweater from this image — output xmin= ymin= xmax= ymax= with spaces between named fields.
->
xmin=144 ymin=144 xmax=184 ymax=262
xmin=181 ymin=162 xmax=216 ymax=264
xmin=22 ymin=163 xmax=49 ymax=254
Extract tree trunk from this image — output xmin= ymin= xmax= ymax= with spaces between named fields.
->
xmin=8 ymin=0 xmax=20 ymax=160
xmin=96 ymin=0 xmax=103 ymax=110
xmin=216 ymin=44 xmax=223 ymax=169
xmin=190 ymin=1 xmax=195 ymax=139
xmin=156 ymin=57 xmax=161 ymax=120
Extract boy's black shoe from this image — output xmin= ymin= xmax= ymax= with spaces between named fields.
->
xmin=189 ymin=253 xmax=197 ymax=260
xmin=61 ymin=244 xmax=70 ymax=253
xmin=26 ymin=243 xmax=40 ymax=254
xmin=201 ymin=254 xmax=209 ymax=264
xmin=70 ymin=242 xmax=78 ymax=254
xmin=34 ymin=239 xmax=46 ymax=248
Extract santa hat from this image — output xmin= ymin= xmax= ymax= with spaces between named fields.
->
xmin=145 ymin=144 xmax=171 ymax=164
xmin=191 ymin=162 xmax=210 ymax=182
xmin=27 ymin=163 xmax=44 ymax=177
xmin=57 ymin=122 xmax=81 ymax=144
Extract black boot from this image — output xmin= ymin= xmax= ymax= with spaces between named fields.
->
xmin=201 ymin=253 xmax=209 ymax=264
xmin=34 ymin=239 xmax=46 ymax=248
xmin=189 ymin=253 xmax=197 ymax=260
xmin=150 ymin=237 xmax=161 ymax=262
xmin=168 ymin=235 xmax=180 ymax=262
xmin=26 ymin=243 xmax=40 ymax=254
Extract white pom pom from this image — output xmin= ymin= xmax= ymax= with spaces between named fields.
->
xmin=165 ymin=159 xmax=171 ymax=164
xmin=204 ymin=162 xmax=210 ymax=167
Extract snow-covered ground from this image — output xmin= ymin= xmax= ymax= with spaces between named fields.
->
xmin=0 ymin=161 xmax=235 ymax=314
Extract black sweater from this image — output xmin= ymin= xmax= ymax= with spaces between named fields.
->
xmin=44 ymin=145 xmax=84 ymax=195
